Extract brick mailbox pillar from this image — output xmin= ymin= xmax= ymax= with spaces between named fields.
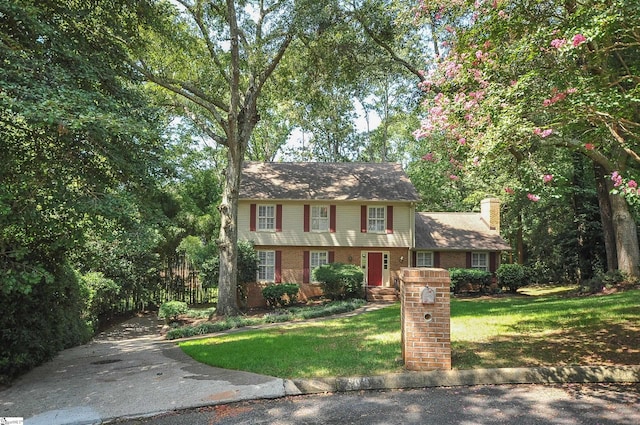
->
xmin=400 ymin=268 xmax=451 ymax=371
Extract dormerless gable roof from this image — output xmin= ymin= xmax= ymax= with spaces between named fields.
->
xmin=240 ymin=161 xmax=421 ymax=202
xmin=415 ymin=212 xmax=511 ymax=251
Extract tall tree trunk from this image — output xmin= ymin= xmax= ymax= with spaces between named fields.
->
xmin=608 ymin=188 xmax=640 ymax=278
xmin=594 ymin=163 xmax=617 ymax=272
xmin=572 ymin=155 xmax=588 ymax=281
xmin=600 ymin=146 xmax=640 ymax=278
xmin=215 ymin=0 xmax=243 ymax=317
xmin=517 ymin=212 xmax=524 ymax=264
xmin=216 ymin=148 xmax=242 ymax=316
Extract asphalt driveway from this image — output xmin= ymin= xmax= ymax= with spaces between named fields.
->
xmin=0 ymin=314 xmax=286 ymax=425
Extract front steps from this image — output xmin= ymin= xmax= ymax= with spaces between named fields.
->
xmin=366 ymin=286 xmax=399 ymax=302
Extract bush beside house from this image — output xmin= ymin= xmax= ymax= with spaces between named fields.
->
xmin=448 ymin=268 xmax=493 ymax=294
xmin=312 ymin=263 xmax=364 ymax=300
xmin=496 ymin=263 xmax=530 ymax=293
xmin=262 ymin=283 xmax=300 ymax=308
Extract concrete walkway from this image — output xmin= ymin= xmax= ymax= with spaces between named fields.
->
xmin=1 ymin=306 xmax=639 ymax=425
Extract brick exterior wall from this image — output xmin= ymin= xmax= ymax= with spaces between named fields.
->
xmin=400 ymin=268 xmax=451 ymax=371
xmin=437 ymin=251 xmax=502 ymax=271
xmin=437 ymin=252 xmax=468 ymax=269
xmin=245 ymin=245 xmax=409 ymax=309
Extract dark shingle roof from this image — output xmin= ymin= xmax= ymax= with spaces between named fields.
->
xmin=415 ymin=212 xmax=511 ymax=251
xmin=240 ymin=162 xmax=421 ymax=202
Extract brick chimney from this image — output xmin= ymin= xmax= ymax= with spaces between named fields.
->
xmin=481 ymin=198 xmax=501 ymax=233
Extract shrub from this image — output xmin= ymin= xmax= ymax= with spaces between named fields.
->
xmin=262 ymin=283 xmax=300 ymax=308
xmin=580 ymin=270 xmax=626 ymax=294
xmin=79 ymin=272 xmax=121 ymax=328
xmin=164 ymin=299 xmax=365 ymax=340
xmin=1 ymin=260 xmax=91 ymax=384
xmin=448 ymin=268 xmax=492 ymax=294
xmin=496 ymin=263 xmax=529 ymax=293
xmin=312 ymin=263 xmax=364 ymax=300
xmin=158 ymin=301 xmax=189 ymax=323
xmin=599 ymin=270 xmax=626 ymax=286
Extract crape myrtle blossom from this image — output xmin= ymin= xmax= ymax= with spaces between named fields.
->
xmin=611 ymin=171 xmax=623 ymax=187
xmin=413 ymin=1 xmax=590 ymax=208
xmin=543 ymin=87 xmax=577 ymax=107
xmin=610 ymin=172 xmax=640 ymax=203
xmin=572 ymin=33 xmax=587 ymax=47
xmin=550 ymin=33 xmax=587 ymax=50
xmin=421 ymin=152 xmax=437 ymax=162
xmin=534 ymin=127 xmax=553 ymax=138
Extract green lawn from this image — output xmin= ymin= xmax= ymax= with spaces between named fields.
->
xmin=180 ymin=304 xmax=403 ymax=378
xmin=179 ymin=288 xmax=639 ymax=378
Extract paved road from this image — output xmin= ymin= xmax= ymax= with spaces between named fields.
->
xmin=113 ymin=383 xmax=640 ymax=425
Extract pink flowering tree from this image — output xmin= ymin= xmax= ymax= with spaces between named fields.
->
xmin=414 ymin=0 xmax=640 ymax=277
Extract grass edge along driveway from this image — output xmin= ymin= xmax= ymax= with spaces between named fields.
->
xmin=179 ymin=288 xmax=640 ymax=379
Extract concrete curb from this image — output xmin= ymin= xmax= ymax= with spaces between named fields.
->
xmin=284 ymin=365 xmax=640 ymax=395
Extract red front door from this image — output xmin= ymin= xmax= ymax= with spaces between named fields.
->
xmin=367 ymin=252 xmax=383 ymax=286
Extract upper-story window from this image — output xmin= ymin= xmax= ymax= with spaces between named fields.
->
xmin=311 ymin=206 xmax=329 ymax=232
xmin=258 ymin=205 xmax=275 ymax=231
xmin=472 ymin=252 xmax=488 ymax=271
xmin=368 ymin=206 xmax=386 ymax=233
xmin=416 ymin=251 xmax=434 ymax=267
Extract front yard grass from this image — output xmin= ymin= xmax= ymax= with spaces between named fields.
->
xmin=178 ymin=287 xmax=640 ymax=378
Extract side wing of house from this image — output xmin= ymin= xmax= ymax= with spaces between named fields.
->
xmin=413 ymin=200 xmax=511 ymax=274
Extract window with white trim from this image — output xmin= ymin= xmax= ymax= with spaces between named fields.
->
xmin=258 ymin=205 xmax=275 ymax=231
xmin=310 ymin=251 xmax=329 ymax=283
xmin=368 ymin=206 xmax=386 ymax=233
xmin=472 ymin=252 xmax=488 ymax=271
xmin=257 ymin=250 xmax=275 ymax=281
xmin=310 ymin=251 xmax=329 ymax=269
xmin=311 ymin=206 xmax=329 ymax=231
xmin=416 ymin=251 xmax=434 ymax=267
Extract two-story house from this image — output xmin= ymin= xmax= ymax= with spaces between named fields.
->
xmin=238 ymin=161 xmax=511 ymax=307
xmin=238 ymin=161 xmax=421 ymax=306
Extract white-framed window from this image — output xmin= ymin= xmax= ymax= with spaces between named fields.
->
xmin=472 ymin=252 xmax=488 ymax=271
xmin=310 ymin=251 xmax=328 ymax=269
xmin=258 ymin=205 xmax=275 ymax=231
xmin=311 ymin=205 xmax=329 ymax=231
xmin=257 ymin=250 xmax=275 ymax=282
xmin=416 ymin=251 xmax=434 ymax=267
xmin=368 ymin=206 xmax=386 ymax=233
xmin=310 ymin=251 xmax=329 ymax=283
